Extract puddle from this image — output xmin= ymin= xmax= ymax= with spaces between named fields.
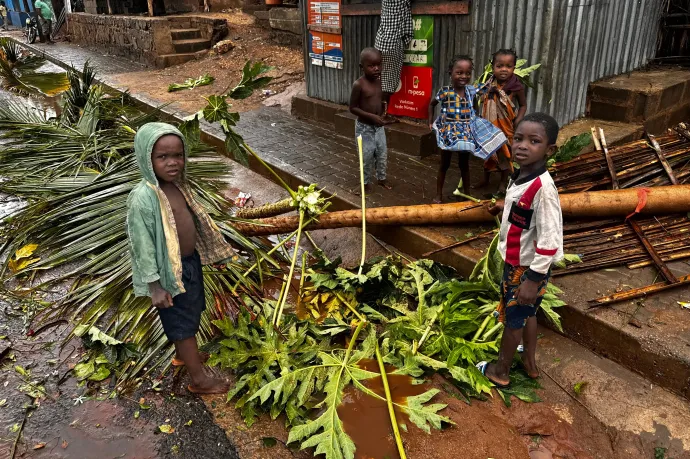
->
xmin=338 ymin=359 xmax=427 ymax=459
xmin=26 ymin=400 xmax=158 ymax=459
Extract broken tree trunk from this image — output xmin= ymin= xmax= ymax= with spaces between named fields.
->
xmin=231 ymin=186 xmax=690 ymax=237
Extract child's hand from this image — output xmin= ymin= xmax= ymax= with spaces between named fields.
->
xmin=428 ymin=122 xmax=435 ymax=131
xmin=151 ymin=285 xmax=173 ymax=309
xmin=516 ymin=278 xmax=540 ymax=306
xmin=372 ymin=115 xmax=388 ymax=127
xmin=487 ymin=200 xmax=504 ymax=216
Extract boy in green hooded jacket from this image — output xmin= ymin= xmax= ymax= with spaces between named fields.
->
xmin=127 ymin=122 xmax=234 ymax=394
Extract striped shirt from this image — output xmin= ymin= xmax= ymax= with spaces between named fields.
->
xmin=498 ymin=167 xmax=563 ymax=281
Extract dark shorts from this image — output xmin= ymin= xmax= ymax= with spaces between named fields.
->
xmin=497 ymin=263 xmax=550 ymax=330
xmin=158 ymin=251 xmax=205 ymax=342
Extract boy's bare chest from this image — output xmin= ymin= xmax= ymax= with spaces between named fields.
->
xmin=161 ymin=186 xmax=195 ymax=226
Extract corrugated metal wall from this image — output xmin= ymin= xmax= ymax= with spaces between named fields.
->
xmin=303 ymin=0 xmax=665 ymax=126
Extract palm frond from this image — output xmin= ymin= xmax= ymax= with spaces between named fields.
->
xmin=0 ymin=70 xmax=285 ymax=389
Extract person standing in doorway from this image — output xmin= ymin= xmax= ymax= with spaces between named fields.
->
xmin=33 ymin=0 xmax=54 ymax=43
xmin=374 ymin=0 xmax=413 ymax=112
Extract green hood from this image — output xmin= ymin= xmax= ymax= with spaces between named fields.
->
xmin=133 ymin=122 xmax=187 ymax=186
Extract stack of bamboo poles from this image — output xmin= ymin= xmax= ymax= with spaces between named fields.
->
xmin=551 ymin=124 xmax=690 ymax=193
xmin=555 ymin=214 xmax=690 ymax=276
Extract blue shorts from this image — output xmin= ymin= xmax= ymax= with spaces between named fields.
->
xmin=158 ymin=251 xmax=205 ymax=342
xmin=497 ymin=263 xmax=550 ymax=330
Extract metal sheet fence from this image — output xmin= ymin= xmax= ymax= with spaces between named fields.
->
xmin=303 ymin=0 xmax=665 ymax=125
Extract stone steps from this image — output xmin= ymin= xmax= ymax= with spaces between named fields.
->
xmin=155 ymin=52 xmax=199 ymax=68
xmin=172 ymin=38 xmax=211 ymax=54
xmin=170 ymin=28 xmax=202 ymax=41
xmin=587 ymin=68 xmax=690 ymax=134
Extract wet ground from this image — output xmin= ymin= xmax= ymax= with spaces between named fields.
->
xmin=1 ymin=42 xmax=689 ymax=459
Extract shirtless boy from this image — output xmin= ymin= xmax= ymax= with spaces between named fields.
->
xmin=127 ymin=123 xmax=235 ymax=394
xmin=349 ymin=47 xmax=395 ymax=193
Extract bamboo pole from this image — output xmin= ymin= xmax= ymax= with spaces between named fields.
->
xmin=231 ymin=186 xmax=690 ymax=237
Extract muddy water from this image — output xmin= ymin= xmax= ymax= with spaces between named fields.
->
xmin=338 ymin=359 xmax=428 ymax=459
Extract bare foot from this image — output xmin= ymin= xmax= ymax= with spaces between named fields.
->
xmin=377 ymin=180 xmax=392 ymax=190
xmin=433 ymin=195 xmax=443 ymax=204
xmin=353 ymin=184 xmax=373 ymax=196
xmin=188 ymin=375 xmax=231 ymax=394
xmin=520 ymin=356 xmax=540 ymax=379
xmin=471 ymin=180 xmax=490 ymax=190
xmin=484 ymin=363 xmax=511 ymax=387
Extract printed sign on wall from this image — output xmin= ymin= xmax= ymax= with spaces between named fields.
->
xmin=308 ymin=0 xmax=343 ymax=69
xmin=308 ymin=1 xmax=341 ymax=28
xmin=323 ymin=33 xmax=343 ymax=69
xmin=404 ymin=16 xmax=434 ymax=67
xmin=308 ymin=31 xmax=325 ymax=66
xmin=387 ymin=66 xmax=433 ymax=119
xmin=388 ymin=16 xmax=434 ymax=119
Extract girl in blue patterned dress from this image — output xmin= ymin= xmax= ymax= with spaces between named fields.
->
xmin=428 ymin=55 xmax=507 ymax=203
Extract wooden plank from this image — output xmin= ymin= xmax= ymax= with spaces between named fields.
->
xmin=590 ymin=127 xmax=602 ymax=151
xmin=342 ymin=1 xmax=470 ymax=16
xmin=599 ymin=128 xmax=619 ymax=189
xmin=627 ymin=219 xmax=680 ymax=284
xmin=587 ymin=274 xmax=690 ymax=309
xmin=307 ymin=24 xmax=342 ymax=34
xmin=647 ymin=133 xmax=679 ymax=185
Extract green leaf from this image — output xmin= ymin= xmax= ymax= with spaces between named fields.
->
xmin=88 ymin=365 xmax=111 ymax=381
xmin=398 ymin=389 xmax=453 ymax=434
xmin=159 ymin=424 xmax=175 ymax=434
xmin=573 ymin=381 xmax=588 ymax=395
xmin=168 ymin=73 xmax=214 ymax=92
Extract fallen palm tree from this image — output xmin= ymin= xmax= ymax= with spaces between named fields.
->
xmin=0 ymin=60 xmax=283 ymax=387
xmin=230 ymin=186 xmax=690 ymax=237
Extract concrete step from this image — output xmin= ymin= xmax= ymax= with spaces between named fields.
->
xmin=587 ymin=68 xmax=690 ymax=134
xmin=155 ymin=53 xmax=198 ymax=68
xmin=294 ymin=94 xmax=436 ymax=158
xmin=172 ymin=38 xmax=212 ymax=54
xmin=535 ymin=327 xmax=690 ymax=456
xmin=170 ymin=28 xmax=202 ymax=41
xmin=334 ymin=111 xmax=436 ymax=158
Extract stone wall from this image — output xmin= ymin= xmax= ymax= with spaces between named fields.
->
xmin=67 ymin=13 xmax=228 ymax=67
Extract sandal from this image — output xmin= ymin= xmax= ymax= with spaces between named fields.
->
xmin=476 ymin=361 xmax=510 ymax=388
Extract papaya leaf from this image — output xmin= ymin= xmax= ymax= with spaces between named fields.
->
xmin=398 ymin=389 xmax=454 ymax=434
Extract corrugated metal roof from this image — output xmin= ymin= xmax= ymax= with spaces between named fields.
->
xmin=303 ymin=0 xmax=664 ymax=126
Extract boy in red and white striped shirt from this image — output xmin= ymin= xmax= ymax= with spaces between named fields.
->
xmin=481 ymin=113 xmax=563 ymax=388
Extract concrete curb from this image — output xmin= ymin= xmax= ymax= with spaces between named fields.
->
xmin=10 ymin=38 xmax=690 ymax=400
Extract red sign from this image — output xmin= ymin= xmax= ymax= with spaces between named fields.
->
xmin=387 ymin=66 xmax=433 ymax=119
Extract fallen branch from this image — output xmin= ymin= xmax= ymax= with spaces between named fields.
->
xmin=231 ymin=186 xmax=690 ymax=237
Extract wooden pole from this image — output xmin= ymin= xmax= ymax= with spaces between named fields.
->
xmin=231 ymin=186 xmax=690 ymax=237
xmin=647 ymin=133 xmax=678 ymax=185
xmin=147 ymin=0 xmax=154 ymax=16
xmin=599 ymin=128 xmax=619 ymax=189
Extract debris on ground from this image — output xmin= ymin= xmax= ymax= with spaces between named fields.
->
xmin=111 ymin=10 xmax=304 ymax=115
xmin=213 ymin=39 xmax=235 ymax=55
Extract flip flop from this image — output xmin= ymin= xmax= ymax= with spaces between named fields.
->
xmin=476 ymin=361 xmax=510 ymax=388
xmin=171 ymin=352 xmax=209 ymax=367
